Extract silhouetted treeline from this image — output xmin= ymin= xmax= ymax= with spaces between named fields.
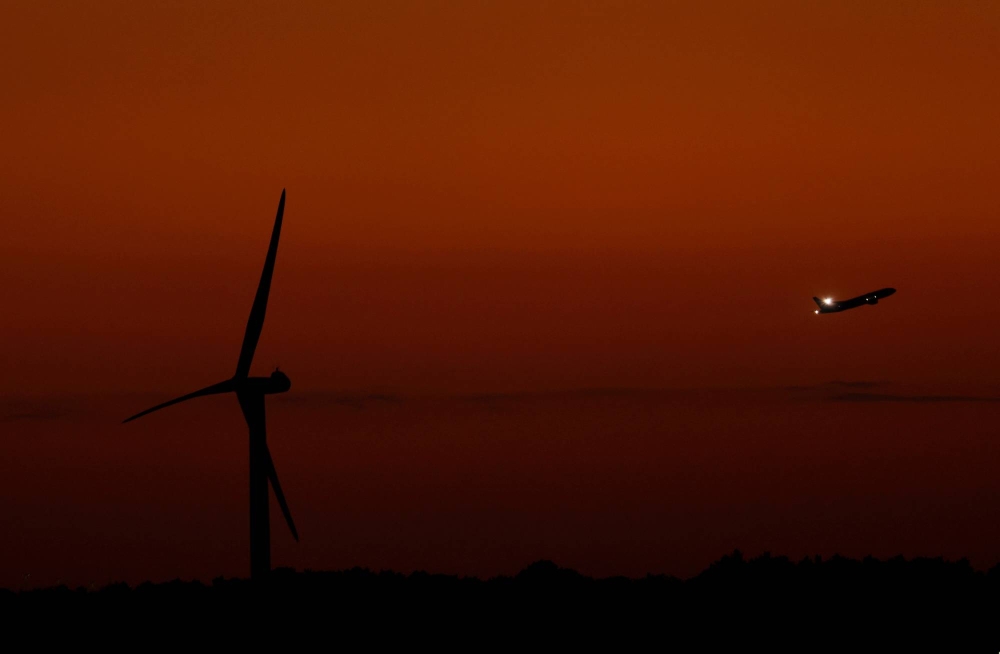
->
xmin=4 ymin=552 xmax=997 ymax=647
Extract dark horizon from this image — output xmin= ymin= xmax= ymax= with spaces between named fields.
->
xmin=4 ymin=383 xmax=998 ymax=590
xmin=8 ymin=549 xmax=1000 ymax=591
xmin=6 ymin=552 xmax=999 ymax=649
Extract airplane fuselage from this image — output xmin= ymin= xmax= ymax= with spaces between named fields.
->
xmin=814 ymin=287 xmax=895 ymax=314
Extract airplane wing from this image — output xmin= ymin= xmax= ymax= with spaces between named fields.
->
xmin=235 ymin=189 xmax=286 ymax=379
xmin=123 ymin=379 xmax=235 ymax=423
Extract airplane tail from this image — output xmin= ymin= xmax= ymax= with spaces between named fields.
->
xmin=812 ymin=297 xmax=824 ymax=308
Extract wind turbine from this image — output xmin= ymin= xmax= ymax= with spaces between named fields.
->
xmin=124 ymin=189 xmax=298 ymax=581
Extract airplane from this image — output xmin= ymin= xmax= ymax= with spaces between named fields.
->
xmin=813 ymin=288 xmax=896 ymax=314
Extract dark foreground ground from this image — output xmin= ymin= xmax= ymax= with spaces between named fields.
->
xmin=4 ymin=551 xmax=998 ymax=647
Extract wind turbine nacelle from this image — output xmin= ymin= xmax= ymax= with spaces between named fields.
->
xmin=241 ymin=369 xmax=292 ymax=394
xmin=269 ymin=369 xmax=292 ymax=393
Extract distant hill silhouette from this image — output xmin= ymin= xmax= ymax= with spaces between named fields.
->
xmin=4 ymin=552 xmax=997 ymax=646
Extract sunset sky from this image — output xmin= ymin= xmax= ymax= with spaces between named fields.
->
xmin=2 ymin=1 xmax=999 ymax=587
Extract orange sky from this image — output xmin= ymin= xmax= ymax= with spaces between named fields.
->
xmin=2 ymin=1 xmax=1000 ymax=395
xmin=1 ymin=2 xmax=999 ymax=585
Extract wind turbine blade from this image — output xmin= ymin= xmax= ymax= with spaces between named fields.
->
xmin=235 ymin=189 xmax=286 ymax=378
xmin=265 ymin=444 xmax=299 ymax=542
xmin=122 ymin=379 xmax=235 ymax=423
xmin=235 ymin=391 xmax=296 ymax=541
xmin=236 ymin=389 xmax=264 ymax=432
